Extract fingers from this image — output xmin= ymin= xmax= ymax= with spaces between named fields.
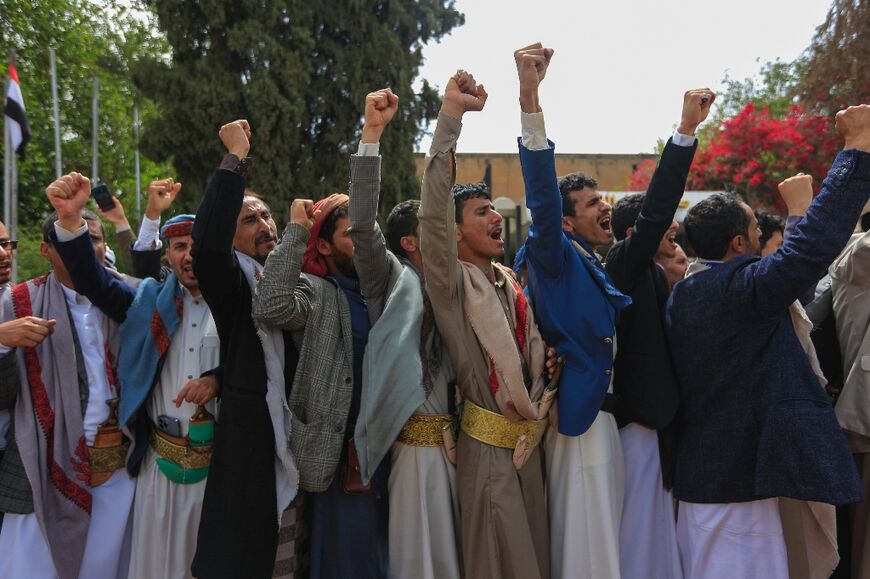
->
xmin=173 ymin=382 xmax=192 ymax=408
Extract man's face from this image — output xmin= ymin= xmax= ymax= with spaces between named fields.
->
xmin=165 ymin=234 xmax=199 ymax=292
xmin=86 ymin=219 xmax=106 ymax=266
xmin=0 ymin=221 xmax=14 ymax=284
xmin=317 ymin=215 xmax=356 ymax=278
xmin=234 ymin=197 xmax=278 ymax=264
xmin=657 ymin=220 xmax=679 ymax=259
xmin=760 ymin=230 xmax=783 ymax=257
xmin=741 ymin=203 xmax=762 ymax=257
xmin=562 ymin=187 xmax=612 ymax=247
xmin=456 ymin=197 xmax=504 ymax=265
xmin=41 ymin=219 xmax=106 ymax=289
xmin=656 ymin=243 xmax=689 ymax=289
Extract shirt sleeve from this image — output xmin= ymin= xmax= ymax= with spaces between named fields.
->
xmin=521 ymin=112 xmax=549 ymax=151
xmin=133 ymin=215 xmax=162 ymax=251
xmin=672 ymin=130 xmax=697 ymax=147
xmin=54 ymin=221 xmax=88 ymax=242
xmin=355 ymin=142 xmax=381 ymax=157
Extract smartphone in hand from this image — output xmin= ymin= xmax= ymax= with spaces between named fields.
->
xmin=91 ymin=182 xmax=115 ymax=212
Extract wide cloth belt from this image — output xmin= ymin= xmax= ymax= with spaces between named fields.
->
xmin=460 ymin=399 xmax=548 ymax=449
xmin=89 ymin=441 xmax=130 ymax=478
xmin=150 ymin=426 xmax=212 ymax=470
xmin=397 ymin=413 xmax=452 ymax=447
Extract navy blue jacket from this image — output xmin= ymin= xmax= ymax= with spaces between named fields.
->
xmin=665 ymin=149 xmax=869 ymax=505
xmin=520 ymin=139 xmax=631 ymax=437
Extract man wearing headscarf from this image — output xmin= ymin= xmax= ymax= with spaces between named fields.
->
xmin=49 ymin=186 xmax=220 ymax=578
xmin=254 ymin=182 xmax=389 ymax=577
xmin=190 ymin=120 xmax=300 ymax=579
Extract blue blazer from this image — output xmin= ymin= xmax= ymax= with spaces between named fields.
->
xmin=665 ymin=149 xmax=870 ymax=505
xmin=519 ymin=140 xmax=631 ymax=436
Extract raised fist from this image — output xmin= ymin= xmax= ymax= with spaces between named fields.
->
xmin=289 ymin=199 xmax=321 ymax=231
xmin=45 ymin=172 xmax=91 ymax=224
xmin=145 ymin=178 xmax=183 ymax=220
xmin=219 ymin=119 xmax=252 ymax=159
xmin=778 ymin=173 xmax=814 ymax=216
xmin=361 ymin=88 xmax=399 ymax=144
xmin=441 ymin=70 xmax=488 ymax=119
xmin=678 ymin=88 xmax=716 ymax=136
xmin=835 ymin=104 xmax=870 ymax=153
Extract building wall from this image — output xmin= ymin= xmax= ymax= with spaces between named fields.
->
xmin=414 ymin=151 xmax=656 ymax=204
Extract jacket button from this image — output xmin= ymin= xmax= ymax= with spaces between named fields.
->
xmin=604 ymin=369 xmax=613 ymax=376
xmin=344 ymin=377 xmax=352 ymax=385
xmin=603 ymin=337 xmax=613 ymax=345
xmin=335 ymin=423 xmax=344 ymax=433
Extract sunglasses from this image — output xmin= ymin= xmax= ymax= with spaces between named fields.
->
xmin=0 ymin=240 xmax=19 ymax=251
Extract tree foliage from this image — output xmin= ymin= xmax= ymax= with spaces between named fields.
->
xmin=134 ymin=0 xmax=463 ymax=217
xmin=799 ymin=0 xmax=870 ymax=114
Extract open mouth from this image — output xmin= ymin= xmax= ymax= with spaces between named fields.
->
xmin=599 ymin=216 xmax=612 ymax=234
xmin=666 ymin=231 xmax=678 ymax=247
xmin=490 ymin=228 xmax=504 ymax=244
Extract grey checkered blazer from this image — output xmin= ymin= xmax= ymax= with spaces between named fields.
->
xmin=0 ymin=350 xmax=34 ymax=514
xmin=253 ymin=222 xmax=354 ymax=493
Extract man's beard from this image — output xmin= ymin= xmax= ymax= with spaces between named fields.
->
xmin=333 ymin=249 xmax=357 ymax=279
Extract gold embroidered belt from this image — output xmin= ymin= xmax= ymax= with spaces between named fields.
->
xmin=460 ymin=400 xmax=548 ymax=449
xmin=397 ymin=413 xmax=452 ymax=447
xmin=89 ymin=440 xmax=130 ymax=476
xmin=150 ymin=427 xmax=213 ymax=470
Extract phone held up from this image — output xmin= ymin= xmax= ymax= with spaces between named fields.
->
xmin=91 ymin=181 xmax=115 ymax=212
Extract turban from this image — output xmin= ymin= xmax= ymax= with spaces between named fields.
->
xmin=301 ymin=193 xmax=349 ymax=277
xmin=160 ymin=214 xmax=195 ymax=241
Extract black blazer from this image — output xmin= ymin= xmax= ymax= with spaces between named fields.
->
xmin=604 ymin=139 xmax=696 ymax=429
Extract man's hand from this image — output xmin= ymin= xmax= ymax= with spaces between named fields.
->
xmin=836 ymin=104 xmax=870 ymax=153
xmin=172 ymin=374 xmax=219 ymax=407
xmin=0 ymin=317 xmax=57 ymax=349
xmin=677 ymin=88 xmax=716 ymax=136
xmin=778 ymin=173 xmax=814 ymax=216
xmin=98 ymin=197 xmax=130 ymax=229
xmin=46 ymin=172 xmax=91 ymax=232
xmin=219 ymin=119 xmax=252 ymax=159
xmin=145 ymin=178 xmax=183 ymax=220
xmin=361 ymin=88 xmax=399 ymax=144
xmin=514 ymin=43 xmax=554 ymax=114
xmin=440 ymin=70 xmax=488 ymax=119
xmin=290 ymin=199 xmax=322 ymax=230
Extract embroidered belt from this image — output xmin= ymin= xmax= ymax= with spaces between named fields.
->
xmin=150 ymin=427 xmax=212 ymax=470
xmin=460 ymin=400 xmax=548 ymax=450
xmin=397 ymin=413 xmax=452 ymax=447
xmin=89 ymin=441 xmax=130 ymax=476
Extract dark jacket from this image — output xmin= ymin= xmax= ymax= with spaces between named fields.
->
xmin=665 ymin=149 xmax=870 ymax=505
xmin=605 ymin=139 xmax=696 ymax=429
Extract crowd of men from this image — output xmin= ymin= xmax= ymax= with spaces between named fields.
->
xmin=0 ymin=43 xmax=869 ymax=579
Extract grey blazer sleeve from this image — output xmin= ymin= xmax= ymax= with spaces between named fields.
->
xmin=0 ymin=350 xmax=19 ymax=410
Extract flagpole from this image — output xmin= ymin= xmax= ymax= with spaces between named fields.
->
xmin=3 ymin=58 xmax=10 ymax=230
xmin=92 ymin=74 xmax=99 ymax=181
xmin=8 ymin=49 xmax=17 ymax=282
xmin=134 ymin=91 xmax=141 ymax=223
xmin=50 ymin=47 xmax=62 ymax=178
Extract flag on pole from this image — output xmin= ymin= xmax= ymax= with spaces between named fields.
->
xmin=5 ymin=62 xmax=30 ymax=160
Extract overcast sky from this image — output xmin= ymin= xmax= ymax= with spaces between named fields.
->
xmin=414 ymin=0 xmax=833 ymax=154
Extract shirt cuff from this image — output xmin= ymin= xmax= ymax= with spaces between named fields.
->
xmin=0 ymin=345 xmax=10 ymax=355
xmin=521 ymin=112 xmax=549 ymax=151
xmin=115 ymin=224 xmax=131 ymax=234
xmin=54 ymin=221 xmax=88 ymax=242
xmin=219 ymin=153 xmax=252 ymax=177
xmin=355 ymin=142 xmax=380 ymax=157
xmin=672 ymin=130 xmax=697 ymax=147
xmin=134 ymin=215 xmax=162 ymax=251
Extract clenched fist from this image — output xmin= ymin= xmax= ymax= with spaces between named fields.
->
xmin=219 ymin=119 xmax=252 ymax=159
xmin=835 ymin=104 xmax=870 ymax=153
xmin=678 ymin=88 xmax=716 ymax=136
xmin=45 ymin=172 xmax=91 ymax=231
xmin=361 ymin=88 xmax=399 ymax=144
xmin=290 ymin=199 xmax=322 ymax=231
xmin=778 ymin=173 xmax=814 ymax=216
xmin=441 ymin=70 xmax=488 ymax=119
xmin=514 ymin=42 xmax=554 ymax=113
xmin=145 ymin=178 xmax=183 ymax=220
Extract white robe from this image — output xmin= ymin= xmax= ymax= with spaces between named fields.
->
xmin=619 ymin=423 xmax=682 ymax=579
xmin=128 ymin=290 xmax=220 ymax=579
xmin=0 ymin=286 xmax=136 ymax=579
xmin=545 ymin=410 xmax=624 ymax=579
xmin=388 ymin=375 xmax=461 ymax=579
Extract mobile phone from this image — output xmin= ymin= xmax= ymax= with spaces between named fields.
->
xmin=91 ymin=182 xmax=115 ymax=212
xmin=157 ymin=415 xmax=184 ymax=438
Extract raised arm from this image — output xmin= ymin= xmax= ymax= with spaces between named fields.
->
xmin=45 ymin=172 xmax=135 ymax=323
xmin=610 ymin=90 xmax=710 ymax=290
xmin=191 ymin=120 xmax=251 ymax=308
xmin=349 ymin=88 xmax=401 ymax=304
xmin=252 ymin=199 xmax=319 ymax=331
xmin=418 ymin=71 xmax=487 ymax=306
xmin=130 ymin=178 xmax=184 ymax=280
xmin=749 ymin=106 xmax=870 ymax=313
xmin=778 ymin=173 xmax=818 ymax=305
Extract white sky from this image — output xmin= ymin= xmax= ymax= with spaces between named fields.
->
xmin=414 ymin=0 xmax=833 ymax=154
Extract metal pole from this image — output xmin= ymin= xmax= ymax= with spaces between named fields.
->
xmin=3 ymin=112 xmax=9 ymax=229
xmin=134 ymin=91 xmax=141 ymax=222
xmin=504 ymin=216 xmax=512 ymax=267
xmin=515 ymin=204 xmax=523 ymax=258
xmin=91 ymin=74 xmax=99 ymax=181
xmin=50 ymin=47 xmax=62 ymax=178
xmin=10 ymin=130 xmax=16 ymax=282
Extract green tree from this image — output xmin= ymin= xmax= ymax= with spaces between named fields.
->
xmin=134 ymin=0 xmax=463 ymax=216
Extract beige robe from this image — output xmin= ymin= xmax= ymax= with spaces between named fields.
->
xmin=419 ymin=112 xmax=549 ymax=579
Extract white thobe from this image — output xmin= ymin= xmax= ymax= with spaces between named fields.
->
xmin=128 ymin=289 xmax=220 ymax=579
xmin=0 ymin=285 xmax=136 ymax=579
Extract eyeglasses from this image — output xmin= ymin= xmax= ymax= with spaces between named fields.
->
xmin=0 ymin=240 xmax=19 ymax=251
